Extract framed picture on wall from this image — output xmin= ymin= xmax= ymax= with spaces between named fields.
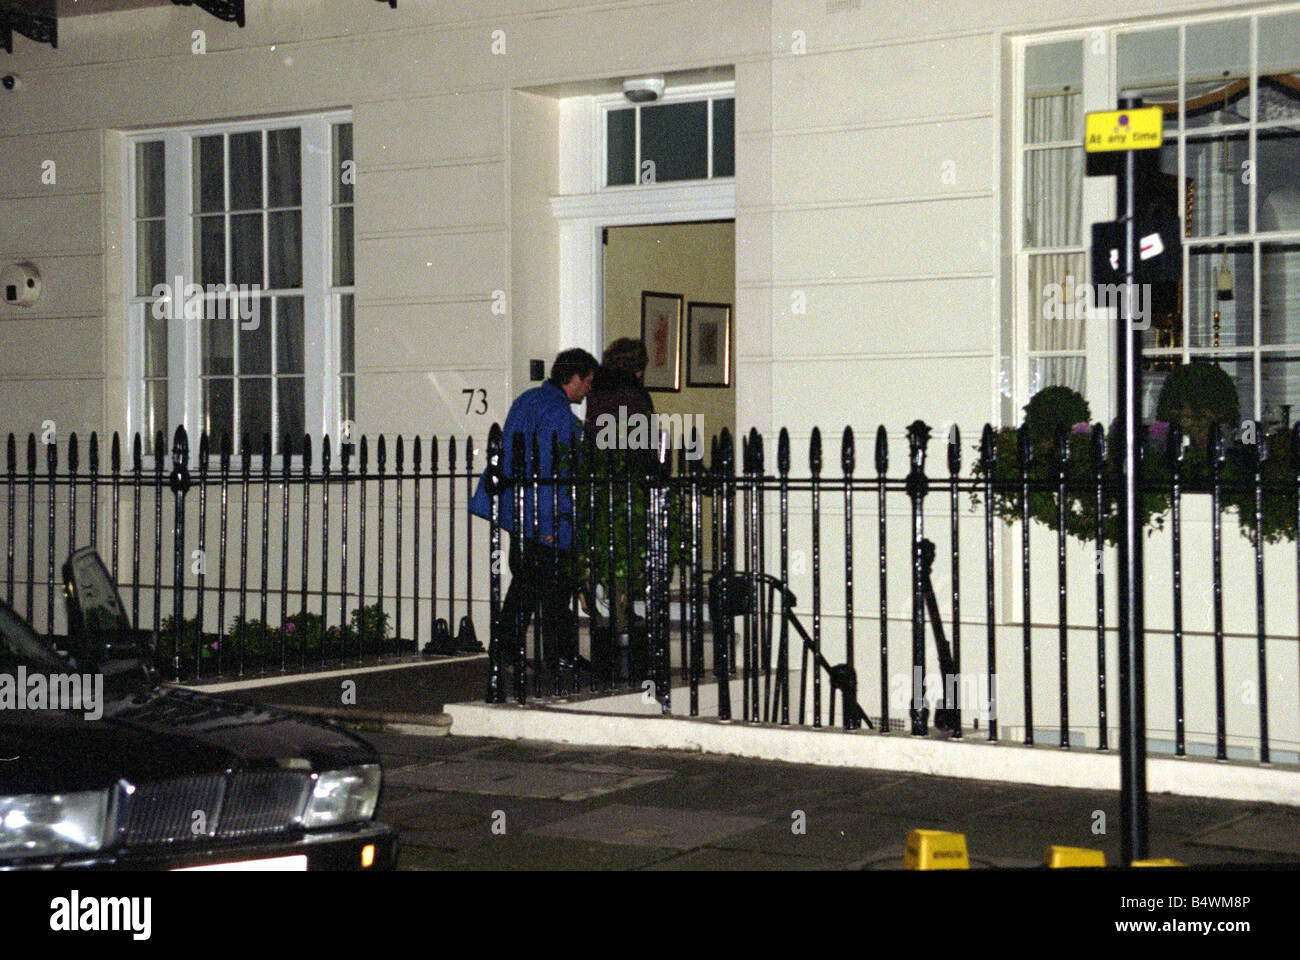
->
xmin=640 ymin=291 xmax=683 ymax=392
xmin=686 ymin=302 xmax=732 ymax=388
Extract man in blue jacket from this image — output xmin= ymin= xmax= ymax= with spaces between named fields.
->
xmin=469 ymin=348 xmax=598 ymax=669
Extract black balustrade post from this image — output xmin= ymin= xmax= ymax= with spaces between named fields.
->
xmin=169 ymin=426 xmax=191 ymax=682
xmin=751 ymin=430 xmax=766 ymax=723
xmin=1251 ymin=422 xmax=1269 ymax=763
xmin=151 ymin=431 xmax=164 ymax=653
xmin=1055 ymin=424 xmax=1070 ymax=748
xmin=552 ymin=432 xmax=564 ymax=697
xmin=5 ymin=434 xmax=15 ymax=607
xmin=465 ymin=437 xmax=475 ymax=649
xmin=809 ymin=428 xmax=823 ymax=728
xmin=741 ymin=436 xmax=752 ymax=721
xmin=280 ymin=434 xmax=291 ymax=673
xmin=67 ymin=434 xmax=78 ymax=590
xmin=1168 ymin=425 xmax=1185 ymax=756
xmin=352 ymin=437 xmax=364 ymax=661
xmin=299 ymin=436 xmax=312 ymax=673
xmin=377 ymin=435 xmax=388 ymax=662
xmin=449 ymin=437 xmax=458 ymax=633
xmin=947 ymin=425 xmax=962 ymax=737
xmin=690 ymin=435 xmax=705 ymax=715
xmin=111 ymin=434 xmax=122 ymax=584
xmin=1294 ymin=423 xmax=1300 ymax=717
xmin=412 ymin=436 xmax=421 ymax=653
xmin=395 ymin=436 xmax=405 ymax=658
xmin=319 ymin=436 xmax=332 ymax=666
xmin=88 ymin=432 xmax=99 ymax=552
xmin=906 ymin=420 xmax=931 ymax=736
xmin=716 ymin=429 xmax=734 ymax=721
xmin=776 ymin=429 xmax=791 ymax=726
xmin=980 ymin=425 xmax=997 ymax=741
xmin=1093 ymin=424 xmax=1108 ymax=750
xmin=842 ymin=427 xmax=859 ymax=730
xmin=511 ymin=432 xmax=527 ymax=704
xmin=429 ymin=436 xmax=438 ymax=652
xmin=485 ymin=424 xmax=506 ymax=703
xmin=46 ymin=433 xmax=57 ymax=636
xmin=217 ymin=435 xmax=231 ymax=676
xmin=529 ymin=434 xmax=542 ymax=698
xmin=26 ymin=434 xmax=37 ymax=625
xmin=1018 ymin=427 xmax=1033 ymax=745
xmin=237 ymin=435 xmax=250 ymax=676
xmin=197 ymin=434 xmax=210 ymax=679
xmin=876 ymin=426 xmax=889 ymax=733
xmin=260 ymin=434 xmax=272 ymax=674
xmin=1210 ymin=424 xmax=1227 ymax=760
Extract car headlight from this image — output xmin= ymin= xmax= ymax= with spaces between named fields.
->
xmin=0 ymin=791 xmax=109 ymax=859
xmin=301 ymin=765 xmax=381 ymax=829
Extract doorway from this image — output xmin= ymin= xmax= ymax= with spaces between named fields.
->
xmin=600 ymin=220 xmax=736 ymax=456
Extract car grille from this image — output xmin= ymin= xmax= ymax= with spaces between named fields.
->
xmin=118 ymin=771 xmax=310 ymax=847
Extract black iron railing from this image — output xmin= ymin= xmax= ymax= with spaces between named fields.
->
xmin=481 ymin=418 xmax=1300 ymax=767
xmin=1 ymin=427 xmax=484 ymax=680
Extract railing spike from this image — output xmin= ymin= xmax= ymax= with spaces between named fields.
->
xmin=841 ymin=425 xmax=855 ymax=475
xmin=875 ymin=425 xmax=888 ymax=474
xmin=809 ymin=426 xmax=822 ymax=475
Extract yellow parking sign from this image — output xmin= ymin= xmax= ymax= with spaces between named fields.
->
xmin=1085 ymin=107 xmax=1164 ymax=152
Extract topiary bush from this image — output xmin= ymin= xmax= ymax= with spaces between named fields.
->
xmin=1155 ymin=360 xmax=1240 ymax=450
xmin=1022 ymin=385 xmax=1091 ymax=444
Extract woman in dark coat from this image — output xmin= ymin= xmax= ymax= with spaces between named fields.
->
xmin=584 ymin=337 xmax=654 ymax=454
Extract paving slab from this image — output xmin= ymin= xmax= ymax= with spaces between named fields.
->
xmin=531 ymin=803 xmax=770 ymax=849
xmin=1187 ymin=809 xmax=1300 ymax=856
xmin=384 ymin=757 xmax=672 ymax=800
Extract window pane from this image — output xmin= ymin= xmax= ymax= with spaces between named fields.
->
xmin=1184 ymin=19 xmax=1250 ymax=130
xmin=1117 ymin=28 xmax=1178 ymax=100
xmin=1141 ymin=357 xmax=1176 ymax=422
xmin=640 ymin=100 xmax=708 ymax=182
xmin=1256 ymin=128 xmax=1300 ymax=230
xmin=606 ymin=107 xmax=635 ymax=186
xmin=277 ymin=377 xmax=304 ymax=447
xmin=230 ymin=212 xmax=264 ymax=286
xmin=144 ymin=380 xmax=167 ymax=452
xmin=229 ymin=131 xmax=263 ymax=211
xmin=1186 ymin=354 xmax=1253 ymax=420
xmin=332 ymin=123 xmax=353 ymax=204
xmin=144 ymin=315 xmax=168 ymax=377
xmin=268 ymin=210 xmax=302 ymax=288
xmin=712 ymin=98 xmax=734 ymax=177
xmin=203 ymin=315 xmax=234 ymax=376
xmin=267 ymin=128 xmax=301 ymax=207
xmin=135 ymin=220 xmax=166 ymax=296
xmin=1260 ymin=353 xmax=1300 ymax=428
xmin=194 ymin=135 xmax=224 ymax=213
xmin=1025 ymin=41 xmax=1082 ymax=144
xmin=340 ymin=294 xmax=354 ymax=374
xmin=195 ymin=215 xmax=225 ymax=287
xmin=333 ymin=206 xmax=354 ymax=286
xmin=276 ymin=296 xmax=304 ymax=374
xmin=1262 ymin=242 xmax=1300 ymax=346
xmin=203 ymin=377 xmax=233 ymax=446
xmin=1188 ymin=244 xmax=1253 ymax=348
xmin=135 ymin=141 xmax=165 ymax=218
xmin=1028 ymin=356 xmax=1086 ymax=401
xmin=1258 ymin=12 xmax=1300 ymax=124
xmin=1023 ymin=148 xmax=1082 ymax=246
xmin=239 ymin=296 xmax=272 ymax=374
xmin=1185 ymin=134 xmax=1249 ymax=237
xmin=240 ymin=377 xmax=273 ymax=450
xmin=1027 ymin=253 xmax=1086 ymax=351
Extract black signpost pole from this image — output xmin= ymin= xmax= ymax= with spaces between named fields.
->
xmin=1115 ymin=95 xmax=1149 ymax=865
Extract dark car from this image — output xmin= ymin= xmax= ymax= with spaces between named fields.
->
xmin=0 ymin=547 xmax=396 ymax=871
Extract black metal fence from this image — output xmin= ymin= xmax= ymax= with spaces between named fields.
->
xmin=2 ymin=427 xmax=485 ymax=680
xmin=481 ymin=419 xmax=1300 ymax=766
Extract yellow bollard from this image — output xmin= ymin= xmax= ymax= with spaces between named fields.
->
xmin=1131 ymin=858 xmax=1186 ymax=867
xmin=903 ymin=829 xmax=969 ymax=870
xmin=1044 ymin=845 xmax=1106 ymax=868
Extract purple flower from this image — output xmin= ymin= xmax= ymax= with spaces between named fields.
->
xmin=285 ymin=621 xmax=296 ymax=634
xmin=208 ymin=641 xmax=219 ymax=651
xmin=1071 ymin=422 xmax=1092 ymax=435
xmin=1147 ymin=420 xmax=1170 ymax=443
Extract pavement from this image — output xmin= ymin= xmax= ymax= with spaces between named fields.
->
xmin=207 ymin=657 xmax=1300 ymax=871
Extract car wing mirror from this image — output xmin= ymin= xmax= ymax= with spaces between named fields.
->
xmin=62 ymin=547 xmax=136 ymax=669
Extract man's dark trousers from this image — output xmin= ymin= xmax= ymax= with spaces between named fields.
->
xmin=499 ymin=536 xmax=577 ymax=668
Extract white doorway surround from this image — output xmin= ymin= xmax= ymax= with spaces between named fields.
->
xmin=551 ymin=88 xmax=735 ymax=354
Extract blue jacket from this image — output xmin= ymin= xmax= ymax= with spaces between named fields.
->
xmin=469 ymin=381 xmax=583 ymax=549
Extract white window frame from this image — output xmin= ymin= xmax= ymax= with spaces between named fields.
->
xmin=593 ymin=81 xmax=735 ymax=190
xmin=123 ymin=110 xmax=352 ymax=466
xmin=1013 ymin=6 xmax=1300 ymax=425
